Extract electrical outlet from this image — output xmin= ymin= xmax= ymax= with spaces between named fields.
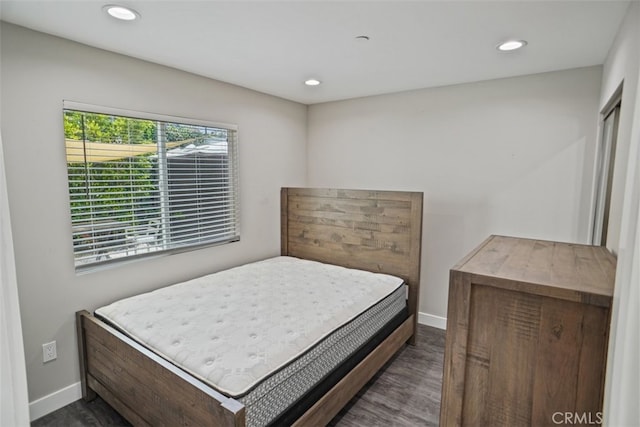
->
xmin=42 ymin=341 xmax=57 ymax=363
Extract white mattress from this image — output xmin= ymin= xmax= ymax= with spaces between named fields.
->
xmin=95 ymin=256 xmax=404 ymax=399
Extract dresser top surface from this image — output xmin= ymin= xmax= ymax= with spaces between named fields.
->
xmin=453 ymin=235 xmax=616 ymax=300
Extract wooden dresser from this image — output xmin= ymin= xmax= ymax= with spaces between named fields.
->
xmin=440 ymin=235 xmax=616 ymax=426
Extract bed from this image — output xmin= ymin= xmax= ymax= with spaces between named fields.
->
xmin=76 ymin=187 xmax=423 ymax=426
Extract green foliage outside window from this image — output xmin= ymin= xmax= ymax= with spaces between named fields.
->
xmin=64 ymin=111 xmax=156 ymax=143
xmin=64 ymin=111 xmax=205 ymax=226
xmin=65 ymin=111 xmax=159 ymax=225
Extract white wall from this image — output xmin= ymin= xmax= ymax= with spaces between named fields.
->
xmin=0 ymin=22 xmax=307 ymax=409
xmin=307 ymin=66 xmax=602 ymax=321
xmin=599 ymin=2 xmax=640 ymax=425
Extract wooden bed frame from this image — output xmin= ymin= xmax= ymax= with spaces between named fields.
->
xmin=76 ymin=187 xmax=423 ymax=426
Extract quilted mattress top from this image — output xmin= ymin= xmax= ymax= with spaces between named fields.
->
xmin=95 ymin=256 xmax=403 ymax=397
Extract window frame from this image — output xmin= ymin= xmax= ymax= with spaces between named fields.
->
xmin=63 ymin=101 xmax=240 ymax=272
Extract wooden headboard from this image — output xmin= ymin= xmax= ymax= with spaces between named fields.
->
xmin=281 ymin=187 xmax=423 ymax=342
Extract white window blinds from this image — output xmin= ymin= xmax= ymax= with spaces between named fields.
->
xmin=63 ymin=102 xmax=239 ymax=270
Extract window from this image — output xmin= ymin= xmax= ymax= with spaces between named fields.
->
xmin=63 ymin=101 xmax=239 ymax=270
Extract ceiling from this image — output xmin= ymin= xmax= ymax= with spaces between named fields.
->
xmin=0 ymin=1 xmax=630 ymax=105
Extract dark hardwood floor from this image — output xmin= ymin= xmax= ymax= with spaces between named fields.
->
xmin=32 ymin=324 xmax=445 ymax=427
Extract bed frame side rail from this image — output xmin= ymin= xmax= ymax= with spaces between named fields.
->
xmin=76 ymin=310 xmax=245 ymax=427
xmin=292 ymin=313 xmax=415 ymax=426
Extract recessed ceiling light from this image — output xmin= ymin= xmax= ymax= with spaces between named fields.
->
xmin=497 ymin=40 xmax=527 ymax=52
xmin=103 ymin=4 xmax=140 ymax=21
xmin=304 ymin=79 xmax=321 ymax=86
xmin=355 ymin=35 xmax=370 ymax=41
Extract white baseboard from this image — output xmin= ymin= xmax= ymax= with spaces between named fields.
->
xmin=29 ymin=381 xmax=81 ymax=422
xmin=418 ymin=311 xmax=447 ymax=330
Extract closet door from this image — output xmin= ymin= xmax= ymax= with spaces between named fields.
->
xmin=592 ymin=103 xmax=620 ymax=246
